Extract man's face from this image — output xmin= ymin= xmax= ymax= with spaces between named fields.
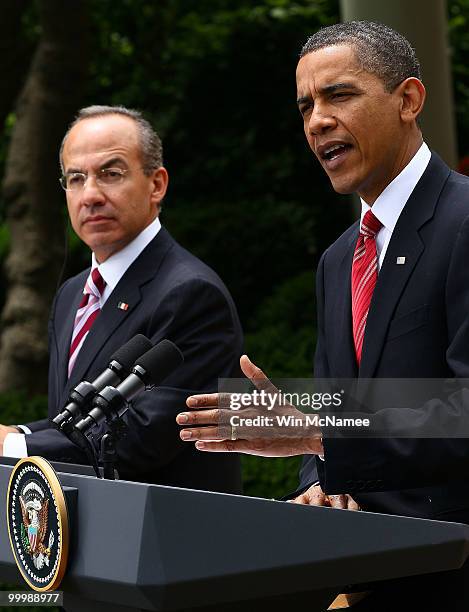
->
xmin=62 ymin=114 xmax=168 ymax=262
xmin=296 ymin=45 xmax=407 ymax=204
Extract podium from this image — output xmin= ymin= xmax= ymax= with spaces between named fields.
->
xmin=2 ymin=460 xmax=469 ymax=612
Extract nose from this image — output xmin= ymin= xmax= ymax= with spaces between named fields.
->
xmin=307 ymin=105 xmax=337 ymax=136
xmin=80 ymin=175 xmax=106 ymax=206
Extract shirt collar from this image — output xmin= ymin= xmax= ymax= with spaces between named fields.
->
xmin=360 ymin=142 xmax=431 ymax=231
xmin=91 ymin=216 xmax=161 ymax=292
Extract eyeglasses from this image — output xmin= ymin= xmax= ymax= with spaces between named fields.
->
xmin=59 ymin=168 xmax=129 ymax=191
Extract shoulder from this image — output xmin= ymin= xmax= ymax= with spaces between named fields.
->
xmin=430 ymin=167 xmax=469 ymax=234
xmin=48 ymin=269 xmax=88 ymax=323
xmin=319 ymin=220 xmax=359 ymax=268
xmin=441 ymin=168 xmax=469 ymax=207
xmin=150 ymin=228 xmax=234 ymax=298
xmin=426 ymin=152 xmax=469 ymax=217
xmin=53 ymin=268 xmax=88 ymax=303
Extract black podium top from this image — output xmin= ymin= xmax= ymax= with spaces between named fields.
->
xmin=1 ymin=461 xmax=469 ymax=611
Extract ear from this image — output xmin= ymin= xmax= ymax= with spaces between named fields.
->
xmin=397 ymin=77 xmax=426 ymax=124
xmin=149 ymin=167 xmax=169 ymax=208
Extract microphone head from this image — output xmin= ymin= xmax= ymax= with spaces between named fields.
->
xmin=135 ymin=339 xmax=184 ymax=386
xmin=110 ymin=334 xmax=153 ymax=372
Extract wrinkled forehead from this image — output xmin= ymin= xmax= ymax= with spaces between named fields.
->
xmin=62 ymin=115 xmax=141 ymax=168
xmin=296 ymin=44 xmax=364 ymax=95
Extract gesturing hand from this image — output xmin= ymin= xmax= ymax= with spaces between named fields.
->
xmin=177 ymin=355 xmax=323 ymax=457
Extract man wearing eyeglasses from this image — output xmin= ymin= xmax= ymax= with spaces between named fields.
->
xmin=0 ymin=105 xmax=243 ymax=493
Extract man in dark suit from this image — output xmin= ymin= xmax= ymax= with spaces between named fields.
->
xmin=0 ymin=105 xmax=243 ymax=493
xmin=177 ymin=22 xmax=469 ymax=606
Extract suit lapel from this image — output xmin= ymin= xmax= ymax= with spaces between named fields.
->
xmin=359 ymin=154 xmax=450 ymax=378
xmin=335 ymin=233 xmax=359 ymax=377
xmin=56 ymin=279 xmax=86 ymax=398
xmin=63 ymin=228 xmax=174 ymax=395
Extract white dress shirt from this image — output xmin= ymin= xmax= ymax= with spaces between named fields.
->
xmin=359 ymin=142 xmax=431 ymax=269
xmin=3 ymin=217 xmax=162 ymax=458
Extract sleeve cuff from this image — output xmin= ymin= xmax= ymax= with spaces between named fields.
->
xmin=318 ymin=437 xmax=325 ymax=460
xmin=3 ymin=433 xmax=29 ymax=458
xmin=16 ymin=425 xmax=32 ymax=434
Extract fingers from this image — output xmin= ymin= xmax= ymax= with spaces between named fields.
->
xmin=185 ymin=354 xmax=275 ymax=408
xmin=180 ymin=425 xmax=225 ymax=442
xmin=291 ymin=485 xmax=361 ymax=511
xmin=185 ymin=355 xmax=277 ymax=415
xmin=240 ymin=354 xmax=268 ymax=380
xmin=291 ymin=484 xmax=329 ymax=506
xmin=186 ymin=392 xmax=235 ymax=410
xmin=177 ymin=408 xmax=220 ymax=426
xmin=325 ymin=494 xmax=347 ymax=509
xmin=290 ymin=493 xmax=310 ymax=504
xmin=326 ymin=494 xmax=360 ymax=510
xmin=240 ymin=354 xmax=278 ymax=395
xmin=186 ymin=393 xmax=221 ymax=409
xmin=195 ymin=440 xmax=237 ymax=452
xmin=345 ymin=496 xmax=361 ymax=511
xmin=194 ymin=440 xmax=258 ymax=453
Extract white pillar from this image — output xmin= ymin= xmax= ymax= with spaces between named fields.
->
xmin=339 ymin=0 xmax=457 ymax=168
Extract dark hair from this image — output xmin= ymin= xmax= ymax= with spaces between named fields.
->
xmin=60 ymin=105 xmax=163 ymax=174
xmin=300 ymin=21 xmax=421 ymax=92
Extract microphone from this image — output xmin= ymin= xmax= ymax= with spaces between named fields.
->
xmin=74 ymin=339 xmax=184 ymax=435
xmin=51 ymin=334 xmax=153 ymax=431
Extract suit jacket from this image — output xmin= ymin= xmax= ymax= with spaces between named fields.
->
xmin=25 ymin=227 xmax=243 ymax=493
xmin=299 ymin=153 xmax=469 ymax=523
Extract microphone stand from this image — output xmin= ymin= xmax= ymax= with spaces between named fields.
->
xmin=66 ymin=426 xmax=102 ymax=479
xmin=99 ymin=415 xmax=128 ymax=480
xmin=69 ymin=338 xmax=184 ymax=479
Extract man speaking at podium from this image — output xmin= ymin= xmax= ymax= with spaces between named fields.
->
xmin=0 ymin=105 xmax=243 ymax=493
xmin=177 ymin=22 xmax=469 ymax=607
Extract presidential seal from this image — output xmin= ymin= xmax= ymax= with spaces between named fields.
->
xmin=6 ymin=457 xmax=69 ymax=591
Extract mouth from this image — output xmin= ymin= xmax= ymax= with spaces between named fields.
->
xmin=83 ymin=215 xmax=112 ymax=225
xmin=317 ymin=142 xmax=352 ymax=169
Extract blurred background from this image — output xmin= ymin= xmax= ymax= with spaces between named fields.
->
xmin=0 ymin=0 xmax=468 ymax=502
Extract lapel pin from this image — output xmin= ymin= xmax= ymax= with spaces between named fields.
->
xmin=117 ymin=301 xmax=129 ymax=311
xmin=396 ymin=256 xmax=406 ymax=265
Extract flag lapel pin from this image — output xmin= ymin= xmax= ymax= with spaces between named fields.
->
xmin=117 ymin=301 xmax=129 ymax=311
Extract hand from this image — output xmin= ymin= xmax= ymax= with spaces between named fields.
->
xmin=0 ymin=424 xmax=20 ymax=456
xmin=291 ymin=483 xmax=360 ymax=510
xmin=177 ymin=355 xmax=323 ymax=457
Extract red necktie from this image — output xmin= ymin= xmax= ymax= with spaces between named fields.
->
xmin=351 ymin=210 xmax=383 ymax=363
xmin=68 ymin=268 xmax=106 ymax=376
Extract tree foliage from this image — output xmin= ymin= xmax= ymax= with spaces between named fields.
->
xmin=0 ymin=0 xmax=349 ymax=397
xmin=80 ymin=0 xmax=347 ymax=378
xmin=0 ymin=0 xmax=89 ymax=393
xmin=449 ymin=0 xmax=469 ymax=160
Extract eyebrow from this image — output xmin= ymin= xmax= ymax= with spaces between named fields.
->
xmin=296 ymin=95 xmax=311 ymax=106
xmin=296 ymin=82 xmax=360 ymax=105
xmin=65 ymin=157 xmax=128 ymax=174
xmin=320 ymin=82 xmax=358 ymax=94
xmin=100 ymin=156 xmax=128 ymax=169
